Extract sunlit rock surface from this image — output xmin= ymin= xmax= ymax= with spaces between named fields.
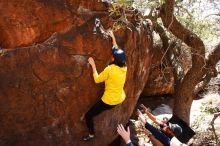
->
xmin=0 ymin=0 xmax=107 ymax=48
xmin=0 ymin=1 xmax=153 ymax=145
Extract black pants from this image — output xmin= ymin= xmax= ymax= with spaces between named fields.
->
xmin=85 ymin=100 xmax=115 ymax=134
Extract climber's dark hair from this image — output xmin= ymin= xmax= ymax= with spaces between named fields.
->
xmin=111 ymin=47 xmax=127 ymax=67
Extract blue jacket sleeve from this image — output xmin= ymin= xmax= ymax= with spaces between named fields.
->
xmin=145 ymin=122 xmax=170 ymax=146
xmin=126 ymin=142 xmax=134 ymax=146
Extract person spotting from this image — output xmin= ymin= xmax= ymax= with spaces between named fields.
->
xmin=83 ymin=30 xmax=127 ymax=141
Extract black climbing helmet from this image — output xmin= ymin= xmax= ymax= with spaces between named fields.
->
xmin=112 ymin=46 xmax=127 ymax=66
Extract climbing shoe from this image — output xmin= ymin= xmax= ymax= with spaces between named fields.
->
xmin=83 ymin=134 xmax=95 ymax=141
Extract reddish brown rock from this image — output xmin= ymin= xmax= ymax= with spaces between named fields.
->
xmin=142 ymin=46 xmax=174 ymax=96
xmin=0 ymin=1 xmax=153 ymax=146
xmin=0 ymin=0 xmax=107 ymax=48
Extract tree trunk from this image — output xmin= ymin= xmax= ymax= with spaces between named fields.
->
xmin=160 ymin=0 xmax=206 ymax=124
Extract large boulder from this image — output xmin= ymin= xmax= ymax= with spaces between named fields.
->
xmin=142 ymin=46 xmax=174 ymax=96
xmin=0 ymin=1 xmax=153 ymax=146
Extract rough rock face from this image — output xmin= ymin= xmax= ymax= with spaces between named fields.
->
xmin=0 ymin=0 xmax=106 ymax=48
xmin=0 ymin=1 xmax=153 ymax=146
xmin=142 ymin=46 xmax=174 ymax=96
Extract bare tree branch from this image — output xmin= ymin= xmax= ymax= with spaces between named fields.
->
xmin=205 ymin=13 xmax=220 ymax=18
xmin=206 ymin=43 xmax=220 ymax=67
xmin=210 ymin=112 xmax=220 ymax=144
xmin=154 ymin=24 xmax=179 ymax=85
xmin=196 ymin=43 xmax=220 ymax=93
xmin=194 ymin=68 xmax=217 ymax=95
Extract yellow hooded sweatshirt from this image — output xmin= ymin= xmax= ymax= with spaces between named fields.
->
xmin=93 ymin=64 xmax=127 ymax=105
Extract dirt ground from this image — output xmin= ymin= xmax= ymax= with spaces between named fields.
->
xmin=189 ymin=92 xmax=220 ymax=146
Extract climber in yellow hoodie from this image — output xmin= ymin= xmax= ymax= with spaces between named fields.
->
xmin=83 ymin=30 xmax=127 ymax=141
